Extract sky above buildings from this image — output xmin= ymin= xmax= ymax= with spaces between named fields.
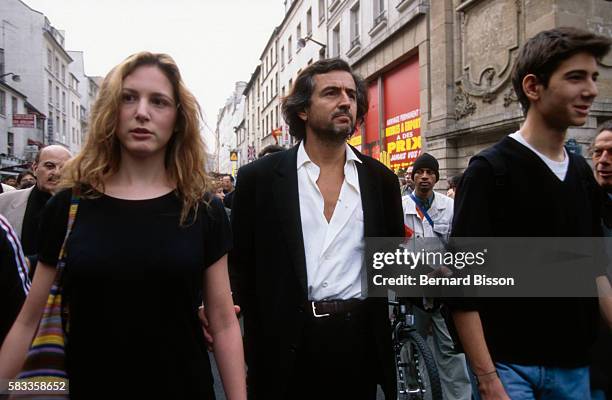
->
xmin=23 ymin=0 xmax=285 ymax=142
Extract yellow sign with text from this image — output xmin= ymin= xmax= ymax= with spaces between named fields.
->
xmin=384 ymin=111 xmax=422 ymax=172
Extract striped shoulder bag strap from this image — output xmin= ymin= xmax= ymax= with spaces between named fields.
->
xmin=15 ymin=189 xmax=80 ymax=398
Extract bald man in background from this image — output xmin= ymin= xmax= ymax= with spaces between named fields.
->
xmin=0 ymin=145 xmax=72 ymax=276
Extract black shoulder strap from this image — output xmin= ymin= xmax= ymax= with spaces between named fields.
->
xmin=472 ymin=145 xmax=507 ymax=188
xmin=469 ymin=144 xmax=508 ymax=226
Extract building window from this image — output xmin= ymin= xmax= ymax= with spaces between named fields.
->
xmin=62 ymin=91 xmax=66 ymax=111
xmin=61 ymin=64 xmax=65 ymax=83
xmin=11 ymin=96 xmax=18 ymax=115
xmin=350 ymin=2 xmax=360 ymax=47
xmin=332 ymin=24 xmax=340 ymax=57
xmin=281 ymin=46 xmax=285 ymax=68
xmin=47 ymin=49 xmax=52 ymax=69
xmin=54 ymin=57 xmax=59 ymax=77
xmin=72 ymin=101 xmax=75 ymax=117
xmin=48 ymin=80 xmax=53 ymax=103
xmin=62 ymin=118 xmax=66 ymax=137
xmin=0 ymin=91 xmax=5 ymax=116
xmin=56 ymin=116 xmax=60 ymax=138
xmin=374 ymin=0 xmax=385 ymax=19
xmin=288 ymin=36 xmax=293 ymax=61
xmin=72 ymin=127 xmax=75 ymax=143
xmin=7 ymin=132 xmax=14 ymax=156
xmin=307 ymin=8 xmax=313 ymax=35
xmin=289 ymin=78 xmax=293 ymax=91
xmin=296 ymin=23 xmax=302 ymax=44
xmin=0 ymin=48 xmax=4 ymax=76
xmin=49 ymin=111 xmax=53 ymax=134
xmin=319 ymin=0 xmax=325 ymax=22
xmin=55 ymin=87 xmax=60 ymax=107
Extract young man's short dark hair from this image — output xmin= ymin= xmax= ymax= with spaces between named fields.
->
xmin=511 ymin=27 xmax=612 ymax=114
xmin=223 ymin=174 xmax=234 ymax=183
xmin=281 ymin=58 xmax=368 ymax=141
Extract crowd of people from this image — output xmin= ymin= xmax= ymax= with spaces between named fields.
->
xmin=0 ymin=26 xmax=610 ymax=400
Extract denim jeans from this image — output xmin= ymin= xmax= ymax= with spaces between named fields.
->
xmin=493 ymin=362 xmax=590 ymax=400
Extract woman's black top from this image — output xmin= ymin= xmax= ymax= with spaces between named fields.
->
xmin=38 ymin=189 xmax=231 ymax=398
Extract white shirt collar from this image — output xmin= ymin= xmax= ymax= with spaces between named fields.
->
xmin=297 ymin=141 xmax=362 ymax=170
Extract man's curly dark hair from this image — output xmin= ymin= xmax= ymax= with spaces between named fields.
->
xmin=281 ymin=58 xmax=368 ymax=141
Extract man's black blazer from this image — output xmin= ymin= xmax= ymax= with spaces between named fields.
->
xmin=230 ymin=144 xmax=404 ymax=399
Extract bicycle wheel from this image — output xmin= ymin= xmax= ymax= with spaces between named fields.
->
xmin=396 ymin=331 xmax=443 ymax=400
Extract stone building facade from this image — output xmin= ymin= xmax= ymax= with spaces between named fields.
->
xmin=0 ymin=0 xmax=74 ymax=162
xmin=238 ymin=0 xmax=612 ymax=188
xmin=215 ymin=81 xmax=247 ymax=174
xmin=0 ymin=0 xmax=99 ymax=171
xmin=0 ymin=80 xmax=44 ymax=168
xmin=335 ymin=0 xmax=612 ymax=186
xmin=277 ymin=0 xmax=329 ymax=148
xmin=68 ymin=51 xmax=101 ymax=151
xmin=241 ymin=65 xmax=261 ymax=166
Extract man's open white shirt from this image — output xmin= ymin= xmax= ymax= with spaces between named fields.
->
xmin=297 ymin=141 xmax=364 ymax=301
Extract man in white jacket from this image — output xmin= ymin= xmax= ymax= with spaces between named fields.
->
xmin=402 ymin=152 xmax=472 ymax=400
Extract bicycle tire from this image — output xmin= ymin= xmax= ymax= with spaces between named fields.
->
xmin=396 ymin=331 xmax=443 ymax=400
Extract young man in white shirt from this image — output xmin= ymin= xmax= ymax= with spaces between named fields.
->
xmin=450 ymin=27 xmax=612 ymax=400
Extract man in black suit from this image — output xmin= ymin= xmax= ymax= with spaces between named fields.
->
xmin=231 ymin=58 xmax=404 ymax=399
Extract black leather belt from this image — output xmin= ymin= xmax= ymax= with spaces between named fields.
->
xmin=308 ymin=299 xmax=365 ymax=318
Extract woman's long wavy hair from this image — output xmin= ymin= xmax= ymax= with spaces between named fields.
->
xmin=61 ymin=52 xmax=211 ymax=224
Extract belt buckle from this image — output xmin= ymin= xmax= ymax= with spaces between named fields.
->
xmin=311 ymin=301 xmax=330 ymax=318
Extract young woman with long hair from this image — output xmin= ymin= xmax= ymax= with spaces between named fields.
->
xmin=0 ymin=52 xmax=246 ymax=399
